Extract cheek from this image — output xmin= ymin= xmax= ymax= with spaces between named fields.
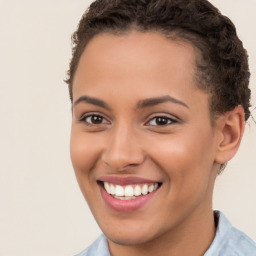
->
xmin=147 ymin=130 xmax=215 ymax=188
xmin=147 ymin=134 xmax=215 ymax=221
xmin=147 ymin=134 xmax=205 ymax=168
xmin=70 ymin=129 xmax=101 ymax=179
xmin=70 ymin=130 xmax=105 ymax=206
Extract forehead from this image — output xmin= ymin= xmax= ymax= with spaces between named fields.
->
xmin=74 ymin=31 xmax=199 ymax=93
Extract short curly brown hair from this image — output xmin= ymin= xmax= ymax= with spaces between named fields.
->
xmin=66 ymin=0 xmax=251 ymax=121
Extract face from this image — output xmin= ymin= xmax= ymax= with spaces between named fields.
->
xmin=71 ymin=31 xmax=219 ymax=246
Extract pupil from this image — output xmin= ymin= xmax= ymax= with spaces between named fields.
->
xmin=156 ymin=117 xmax=168 ymax=125
xmin=92 ymin=115 xmax=103 ymax=124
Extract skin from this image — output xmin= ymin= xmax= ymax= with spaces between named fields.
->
xmin=70 ymin=31 xmax=245 ymax=256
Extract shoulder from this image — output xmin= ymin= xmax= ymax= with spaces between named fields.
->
xmin=223 ymin=225 xmax=256 ymax=255
xmin=205 ymin=211 xmax=256 ymax=256
xmin=74 ymin=234 xmax=110 ymax=256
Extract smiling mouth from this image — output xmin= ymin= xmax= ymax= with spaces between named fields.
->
xmin=98 ymin=181 xmax=162 ymax=200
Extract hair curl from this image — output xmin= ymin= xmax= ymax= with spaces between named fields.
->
xmin=66 ymin=0 xmax=251 ymax=121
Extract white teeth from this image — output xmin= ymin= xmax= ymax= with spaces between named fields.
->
xmin=142 ymin=184 xmax=148 ymax=195
xmin=134 ymin=185 xmax=141 ymax=196
xmin=124 ymin=185 xmax=133 ymax=197
xmin=114 ymin=195 xmax=136 ymax=200
xmin=103 ymin=182 xmax=160 ymax=199
xmin=115 ymin=185 xmax=124 ymax=196
xmin=104 ymin=182 xmax=111 ymax=194
xmin=110 ymin=184 xmax=115 ymax=195
xmin=148 ymin=184 xmax=154 ymax=193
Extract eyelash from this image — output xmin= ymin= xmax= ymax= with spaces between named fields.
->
xmin=79 ymin=113 xmax=178 ymax=127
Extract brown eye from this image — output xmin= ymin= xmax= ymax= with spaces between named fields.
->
xmin=82 ymin=114 xmax=108 ymax=125
xmin=155 ymin=117 xmax=169 ymax=125
xmin=148 ymin=116 xmax=177 ymax=126
xmin=91 ymin=115 xmax=104 ymax=124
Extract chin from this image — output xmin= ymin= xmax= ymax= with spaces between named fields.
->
xmin=106 ymin=231 xmax=156 ymax=246
xmin=99 ymin=219 xmax=165 ymax=247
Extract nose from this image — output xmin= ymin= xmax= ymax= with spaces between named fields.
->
xmin=102 ymin=123 xmax=145 ymax=171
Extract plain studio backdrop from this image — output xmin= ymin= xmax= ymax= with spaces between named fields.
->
xmin=0 ymin=0 xmax=255 ymax=255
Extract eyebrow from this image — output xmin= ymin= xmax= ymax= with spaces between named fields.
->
xmin=74 ymin=94 xmax=189 ymax=110
xmin=74 ymin=95 xmax=111 ymax=110
xmin=136 ymin=95 xmax=189 ymax=109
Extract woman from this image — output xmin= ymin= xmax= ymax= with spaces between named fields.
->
xmin=66 ymin=0 xmax=256 ymax=255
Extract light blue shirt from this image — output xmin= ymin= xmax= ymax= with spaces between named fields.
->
xmin=75 ymin=211 xmax=256 ymax=256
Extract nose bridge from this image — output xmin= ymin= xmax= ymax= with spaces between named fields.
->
xmin=102 ymin=120 xmax=144 ymax=171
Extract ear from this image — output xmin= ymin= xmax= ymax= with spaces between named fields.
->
xmin=214 ymin=105 xmax=245 ymax=165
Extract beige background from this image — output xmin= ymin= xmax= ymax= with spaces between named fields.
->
xmin=0 ymin=0 xmax=255 ymax=255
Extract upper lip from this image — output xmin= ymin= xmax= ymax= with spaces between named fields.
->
xmin=98 ymin=175 xmax=160 ymax=185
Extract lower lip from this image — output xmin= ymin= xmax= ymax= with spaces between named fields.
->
xmin=99 ymin=184 xmax=159 ymax=212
